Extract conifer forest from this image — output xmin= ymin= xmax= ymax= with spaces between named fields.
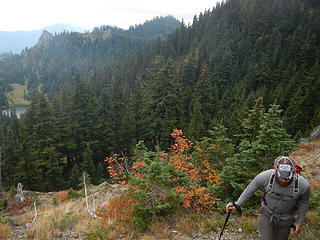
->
xmin=0 ymin=0 xmax=319 ymax=209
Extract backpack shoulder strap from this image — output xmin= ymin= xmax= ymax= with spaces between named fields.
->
xmin=266 ymin=169 xmax=276 ymax=193
xmin=292 ymin=173 xmax=300 ymax=199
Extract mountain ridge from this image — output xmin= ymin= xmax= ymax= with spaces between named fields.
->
xmin=0 ymin=23 xmax=91 ymax=54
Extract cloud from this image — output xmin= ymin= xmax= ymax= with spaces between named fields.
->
xmin=1 ymin=0 xmax=219 ymax=31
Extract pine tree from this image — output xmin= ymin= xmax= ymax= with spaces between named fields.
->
xmin=217 ymin=139 xmax=256 ymax=201
xmin=253 ymin=103 xmax=295 ymax=171
xmin=80 ymin=143 xmax=97 ymax=184
xmin=188 ymin=100 xmax=205 ymax=140
xmin=44 ymin=146 xmax=64 ymax=191
xmin=194 ymin=123 xmax=234 ymax=169
xmin=284 ymin=62 xmax=320 ymax=136
xmin=218 ymin=103 xmax=295 ymax=202
xmin=13 ymin=118 xmax=42 ymax=190
xmin=194 ymin=64 xmax=219 ymax=130
xmin=142 ymin=56 xmax=183 ymax=149
xmin=241 ymin=97 xmax=265 ymax=142
xmin=69 ymin=164 xmax=82 ymax=189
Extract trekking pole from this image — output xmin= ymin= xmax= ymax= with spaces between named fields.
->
xmin=219 ymin=210 xmax=231 ymax=240
xmin=218 ymin=203 xmax=242 ymax=240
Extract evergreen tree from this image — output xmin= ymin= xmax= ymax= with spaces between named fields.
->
xmin=188 ymin=100 xmax=205 ymax=140
xmin=5 ymin=115 xmax=43 ymax=190
xmin=218 ymin=103 xmax=295 ymax=202
xmin=142 ymin=56 xmax=183 ymax=148
xmin=193 ymin=64 xmax=219 ymax=130
xmin=194 ymin=123 xmax=234 ymax=169
xmin=253 ymin=103 xmax=295 ymax=171
xmin=80 ymin=143 xmax=97 ymax=184
xmin=69 ymin=164 xmax=82 ymax=189
xmin=2 ymin=114 xmax=23 ymax=187
xmin=44 ymin=146 xmax=64 ymax=191
xmin=284 ymin=62 xmax=320 ymax=137
xmin=241 ymin=97 xmax=265 ymax=142
xmin=217 ymin=139 xmax=256 ymax=202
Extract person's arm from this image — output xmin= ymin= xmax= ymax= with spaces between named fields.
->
xmin=226 ymin=171 xmax=267 ymax=212
xmin=295 ymin=181 xmax=311 ymax=228
xmin=235 ymin=171 xmax=266 ymax=206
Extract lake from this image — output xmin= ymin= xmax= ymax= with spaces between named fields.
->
xmin=2 ymin=105 xmax=30 ymax=118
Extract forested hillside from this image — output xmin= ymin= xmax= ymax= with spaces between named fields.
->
xmin=0 ymin=0 xmax=319 ymax=196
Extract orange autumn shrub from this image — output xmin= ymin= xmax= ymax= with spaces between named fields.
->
xmin=98 ymin=188 xmax=137 ymax=226
xmin=105 ymin=154 xmax=127 ymax=185
xmin=100 ymin=129 xmax=220 ymax=230
xmin=53 ymin=190 xmax=68 ymax=202
xmin=169 ymin=129 xmax=220 ymax=212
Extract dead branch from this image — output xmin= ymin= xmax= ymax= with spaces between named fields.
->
xmin=83 ymin=173 xmax=99 ymax=219
xmin=93 ymin=181 xmax=107 ymax=193
xmin=26 ymin=202 xmax=37 ymax=229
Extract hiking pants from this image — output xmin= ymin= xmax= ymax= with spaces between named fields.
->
xmin=258 ymin=208 xmax=294 ymax=240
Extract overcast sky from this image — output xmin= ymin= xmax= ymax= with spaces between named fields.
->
xmin=1 ymin=0 xmax=221 ymax=31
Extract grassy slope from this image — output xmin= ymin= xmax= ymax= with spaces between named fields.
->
xmin=5 ymin=83 xmax=30 ymax=106
xmin=1 ymin=140 xmax=319 ymax=240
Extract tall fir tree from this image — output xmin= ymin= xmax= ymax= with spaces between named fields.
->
xmin=188 ymin=100 xmax=206 ymax=140
xmin=253 ymin=103 xmax=296 ymax=171
xmin=142 ymin=56 xmax=183 ymax=149
xmin=241 ymin=97 xmax=265 ymax=142
xmin=218 ymin=103 xmax=295 ymax=202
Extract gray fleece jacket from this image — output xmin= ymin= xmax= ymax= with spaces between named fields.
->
xmin=235 ymin=169 xmax=310 ymax=226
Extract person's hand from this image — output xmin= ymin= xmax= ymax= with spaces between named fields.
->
xmin=226 ymin=202 xmax=236 ymax=212
xmin=295 ymin=224 xmax=301 ymax=234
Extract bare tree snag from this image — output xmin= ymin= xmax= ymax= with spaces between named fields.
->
xmin=83 ymin=173 xmax=98 ymax=219
xmin=15 ymin=183 xmax=25 ymax=203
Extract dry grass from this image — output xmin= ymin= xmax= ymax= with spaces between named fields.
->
xmin=26 ymin=195 xmax=100 ymax=239
xmin=141 ymin=236 xmax=153 ymax=240
xmin=2 ymin=139 xmax=319 ymax=240
xmin=289 ymin=139 xmax=320 ymax=193
xmin=309 ymin=179 xmax=320 ymax=192
xmin=6 ymin=83 xmax=30 ymax=106
xmin=0 ymin=223 xmax=11 ymax=239
xmin=176 ymin=215 xmax=194 ymax=236
xmin=149 ymin=220 xmax=172 ymax=239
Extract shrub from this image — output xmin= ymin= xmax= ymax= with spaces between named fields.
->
xmin=67 ymin=188 xmax=82 ymax=200
xmin=85 ymin=228 xmax=109 ymax=240
xmin=32 ymin=196 xmax=41 ymax=207
xmin=99 ymin=190 xmax=136 ymax=225
xmin=52 ymin=198 xmax=58 ymax=207
xmin=52 ymin=213 xmax=77 ymax=231
xmin=0 ymin=199 xmax=7 ymax=211
xmin=102 ymin=130 xmax=221 ymax=231
xmin=309 ymin=192 xmax=320 ymax=210
xmin=53 ymin=190 xmax=68 ymax=203
xmin=8 ymin=186 xmax=17 ymax=199
xmin=129 ymin=159 xmax=183 ymax=230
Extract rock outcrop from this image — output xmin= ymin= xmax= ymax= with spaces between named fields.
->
xmin=37 ymin=30 xmax=54 ymax=47
xmin=310 ymin=126 xmax=320 ymax=141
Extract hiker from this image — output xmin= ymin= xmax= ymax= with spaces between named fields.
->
xmin=226 ymin=156 xmax=310 ymax=240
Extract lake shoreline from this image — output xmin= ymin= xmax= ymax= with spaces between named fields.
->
xmin=2 ymin=104 xmax=30 ymax=118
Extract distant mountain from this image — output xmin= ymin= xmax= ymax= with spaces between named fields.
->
xmin=43 ymin=23 xmax=88 ymax=34
xmin=0 ymin=23 xmax=88 ymax=54
xmin=0 ymin=16 xmax=181 ymax=102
